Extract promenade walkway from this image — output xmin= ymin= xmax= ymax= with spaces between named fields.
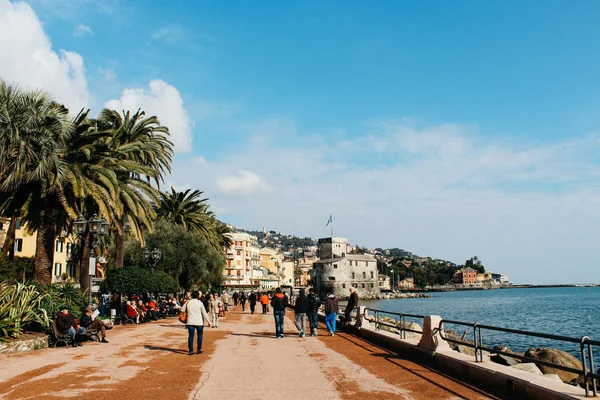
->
xmin=0 ymin=306 xmax=504 ymax=400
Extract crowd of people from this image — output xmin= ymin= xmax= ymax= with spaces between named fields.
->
xmin=54 ymin=286 xmax=359 ymax=349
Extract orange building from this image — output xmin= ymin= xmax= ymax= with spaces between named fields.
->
xmin=453 ymin=267 xmax=479 ymax=285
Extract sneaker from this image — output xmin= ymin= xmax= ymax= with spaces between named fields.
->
xmin=310 ymin=333 xmax=315 ymax=337
xmin=331 ymin=332 xmax=335 ymax=337
xmin=280 ymin=334 xmax=284 ymax=338
xmin=101 ymin=339 xmax=109 ymax=343
xmin=188 ymin=352 xmax=194 ymax=356
xmin=299 ymin=330 xmax=304 ymax=337
xmin=197 ymin=350 xmax=203 ymax=354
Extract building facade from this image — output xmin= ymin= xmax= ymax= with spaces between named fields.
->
xmin=0 ymin=218 xmax=80 ymax=284
xmin=314 ymin=237 xmax=380 ymax=298
xmin=223 ymin=232 xmax=262 ymax=289
xmin=453 ymin=267 xmax=479 ymax=286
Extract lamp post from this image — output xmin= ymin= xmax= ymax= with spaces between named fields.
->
xmin=74 ymin=214 xmax=109 ymax=307
xmin=389 ymin=266 xmax=395 ymax=292
xmin=143 ymin=247 xmax=162 ymax=268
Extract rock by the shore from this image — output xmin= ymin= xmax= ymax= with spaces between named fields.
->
xmin=490 ymin=346 xmax=521 ymax=366
xmin=510 ymin=363 xmax=543 ymax=376
xmin=376 ymin=316 xmax=422 ymax=338
xmin=524 ymin=347 xmax=582 ymax=384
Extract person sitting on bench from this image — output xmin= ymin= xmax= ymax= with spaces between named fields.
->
xmin=56 ymin=306 xmax=85 ymax=347
xmin=80 ymin=307 xmax=112 ymax=343
xmin=124 ymin=301 xmax=140 ymax=323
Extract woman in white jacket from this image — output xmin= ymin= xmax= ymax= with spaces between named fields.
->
xmin=181 ymin=290 xmax=211 ymax=355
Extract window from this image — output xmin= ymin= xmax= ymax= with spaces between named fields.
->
xmin=342 ymin=283 xmax=346 ymax=288
xmin=15 ymin=218 xmax=21 ymax=229
xmin=361 ymin=283 xmax=365 ymax=288
xmin=370 ymin=283 xmax=374 ymax=288
xmin=53 ymin=263 xmax=62 ymax=276
xmin=328 ymin=276 xmax=335 ymax=281
xmin=55 ymin=240 xmax=63 ymax=253
xmin=370 ymin=271 xmax=374 ymax=279
xmin=333 ymin=264 xmax=337 ymax=269
xmin=14 ymin=239 xmax=23 ymax=252
xmin=363 ymin=272 xmax=366 ymax=279
xmin=352 ymin=283 xmax=357 ymax=288
xmin=66 ymin=243 xmax=72 ymax=255
xmin=66 ymin=263 xmax=75 ymax=277
xmin=351 ymin=272 xmax=355 ymax=279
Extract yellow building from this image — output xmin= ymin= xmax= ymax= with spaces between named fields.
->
xmin=281 ymin=261 xmax=295 ymax=287
xmin=259 ymin=247 xmax=283 ymax=276
xmin=0 ymin=218 xmax=80 ymax=283
xmin=223 ymin=232 xmax=261 ymax=289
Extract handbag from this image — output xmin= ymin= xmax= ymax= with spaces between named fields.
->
xmin=178 ymin=311 xmax=187 ymax=324
xmin=218 ymin=308 xmax=225 ymax=317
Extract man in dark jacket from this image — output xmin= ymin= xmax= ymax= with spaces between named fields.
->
xmin=324 ymin=290 xmax=339 ymax=336
xmin=307 ymin=288 xmax=321 ymax=336
xmin=344 ymin=287 xmax=360 ymax=329
xmin=249 ymin=291 xmax=257 ymax=314
xmin=293 ymin=288 xmax=310 ymax=337
xmin=270 ymin=287 xmax=288 ymax=338
xmin=79 ymin=307 xmax=112 ymax=343
xmin=56 ymin=306 xmax=85 ymax=347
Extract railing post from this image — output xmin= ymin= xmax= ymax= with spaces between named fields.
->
xmin=400 ymin=314 xmax=405 ymax=339
xmin=587 ymin=339 xmax=597 ymax=397
xmin=473 ymin=323 xmax=479 ymax=362
xmin=581 ymin=337 xmax=589 ymax=397
xmin=375 ymin=310 xmax=380 ymax=331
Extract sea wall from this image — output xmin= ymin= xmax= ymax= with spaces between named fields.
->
xmin=328 ymin=308 xmax=587 ymax=400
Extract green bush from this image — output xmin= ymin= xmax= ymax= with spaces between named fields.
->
xmin=0 ymin=257 xmax=35 ymax=283
xmin=101 ymin=266 xmax=180 ymax=295
xmin=0 ymin=282 xmax=49 ymax=341
xmin=38 ymin=282 xmax=87 ymax=321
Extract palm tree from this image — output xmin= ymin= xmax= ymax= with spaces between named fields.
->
xmin=98 ymin=109 xmax=173 ymax=268
xmin=0 ymin=80 xmax=73 ymax=282
xmin=156 ymin=188 xmax=213 ymax=233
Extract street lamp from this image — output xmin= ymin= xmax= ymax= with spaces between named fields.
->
xmin=143 ymin=247 xmax=162 ymax=268
xmin=74 ymin=214 xmax=108 ymax=307
xmin=388 ymin=265 xmax=395 ymax=292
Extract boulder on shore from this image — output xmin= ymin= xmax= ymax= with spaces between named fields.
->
xmin=524 ymin=347 xmax=582 ymax=384
xmin=510 ymin=363 xmax=543 ymax=376
xmin=490 ymin=346 xmax=521 ymax=366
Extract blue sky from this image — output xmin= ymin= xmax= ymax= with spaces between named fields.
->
xmin=2 ymin=0 xmax=600 ymax=284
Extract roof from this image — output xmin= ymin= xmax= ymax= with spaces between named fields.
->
xmin=259 ymin=247 xmax=279 ymax=255
xmin=462 ymin=267 xmax=477 ymax=272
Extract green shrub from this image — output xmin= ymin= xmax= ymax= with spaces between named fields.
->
xmin=0 ymin=257 xmax=35 ymax=283
xmin=0 ymin=282 xmax=49 ymax=341
xmin=101 ymin=266 xmax=180 ymax=295
xmin=38 ymin=282 xmax=87 ymax=321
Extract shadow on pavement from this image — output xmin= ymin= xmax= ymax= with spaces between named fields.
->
xmin=144 ymin=345 xmax=188 ymax=354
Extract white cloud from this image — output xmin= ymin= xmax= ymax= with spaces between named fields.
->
xmin=73 ymin=23 xmax=92 ymax=37
xmin=170 ymin=119 xmax=600 ymax=284
xmin=105 ymin=80 xmax=193 ymax=153
xmin=0 ymin=0 xmax=90 ymax=111
xmin=217 ymin=170 xmax=271 ymax=197
xmin=151 ymin=25 xmax=186 ymax=43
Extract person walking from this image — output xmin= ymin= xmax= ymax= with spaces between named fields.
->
xmin=260 ymin=292 xmax=270 ymax=314
xmin=344 ymin=287 xmax=360 ymax=329
xmin=307 ymin=288 xmax=321 ymax=336
xmin=240 ymin=292 xmax=247 ymax=312
xmin=208 ymin=293 xmax=221 ymax=328
xmin=324 ymin=290 xmax=339 ymax=336
xmin=294 ymin=288 xmax=310 ymax=337
xmin=249 ymin=291 xmax=257 ymax=314
xmin=221 ymin=291 xmax=230 ymax=312
xmin=270 ymin=287 xmax=288 ymax=338
xmin=181 ymin=291 xmax=211 ymax=355
xmin=233 ymin=292 xmax=239 ymax=306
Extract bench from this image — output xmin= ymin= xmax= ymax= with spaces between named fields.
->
xmin=49 ymin=322 xmax=74 ymax=348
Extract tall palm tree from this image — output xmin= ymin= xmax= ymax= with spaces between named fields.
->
xmin=156 ymin=188 xmax=213 ymax=233
xmin=0 ymin=80 xmax=73 ymax=282
xmin=98 ymin=109 xmax=173 ymax=268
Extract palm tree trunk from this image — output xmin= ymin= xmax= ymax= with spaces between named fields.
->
xmin=1 ymin=215 xmax=17 ymax=260
xmin=79 ymin=232 xmax=92 ymax=294
xmin=33 ymin=209 xmax=58 ymax=283
xmin=115 ymin=219 xmax=125 ymax=268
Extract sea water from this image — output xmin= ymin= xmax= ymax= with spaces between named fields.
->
xmin=360 ymin=287 xmax=600 ymax=364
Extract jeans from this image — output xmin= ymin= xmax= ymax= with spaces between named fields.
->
xmin=273 ymin=310 xmax=285 ymax=337
xmin=64 ymin=326 xmax=86 ymax=339
xmin=325 ymin=313 xmax=337 ymax=333
xmin=308 ymin=311 xmax=319 ymax=334
xmin=262 ymin=304 xmax=267 ymax=314
xmin=186 ymin=325 xmax=204 ymax=353
xmin=250 ymin=302 xmax=256 ymax=314
xmin=294 ymin=313 xmax=306 ymax=333
xmin=212 ymin=313 xmax=218 ymax=327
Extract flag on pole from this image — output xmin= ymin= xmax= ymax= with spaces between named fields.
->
xmin=326 ymin=214 xmax=333 ymax=227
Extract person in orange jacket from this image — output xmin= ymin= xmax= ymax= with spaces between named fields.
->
xmin=260 ymin=292 xmax=270 ymax=314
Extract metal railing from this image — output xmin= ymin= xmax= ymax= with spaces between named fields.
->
xmin=343 ymin=306 xmax=425 ymax=339
xmin=438 ymin=319 xmax=599 ymax=397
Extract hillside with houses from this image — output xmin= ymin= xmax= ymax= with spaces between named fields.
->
xmin=236 ymin=228 xmax=510 ymax=291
